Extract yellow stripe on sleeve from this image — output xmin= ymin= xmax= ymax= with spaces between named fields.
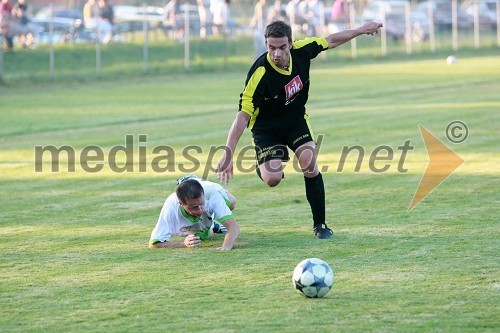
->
xmin=240 ymin=66 xmax=266 ymax=118
xmin=293 ymin=37 xmax=329 ymax=50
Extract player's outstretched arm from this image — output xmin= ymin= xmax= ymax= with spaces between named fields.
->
xmin=217 ymin=219 xmax=240 ymax=251
xmin=326 ymin=20 xmax=383 ymax=49
xmin=216 ymin=111 xmax=251 ymax=184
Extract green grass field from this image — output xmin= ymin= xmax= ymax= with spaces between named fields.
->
xmin=0 ymin=46 xmax=499 ymax=332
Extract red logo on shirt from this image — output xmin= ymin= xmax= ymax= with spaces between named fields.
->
xmin=285 ymin=75 xmax=303 ymax=102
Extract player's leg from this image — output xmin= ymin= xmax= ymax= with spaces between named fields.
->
xmin=253 ymin=130 xmax=288 ymax=187
xmin=295 ymin=141 xmax=319 ymax=177
xmin=290 ymin=118 xmax=332 ymax=239
xmin=258 ymin=159 xmax=284 ymax=187
xmin=295 ymin=141 xmax=332 ymax=238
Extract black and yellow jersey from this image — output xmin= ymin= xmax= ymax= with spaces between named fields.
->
xmin=239 ymin=37 xmax=329 ymax=131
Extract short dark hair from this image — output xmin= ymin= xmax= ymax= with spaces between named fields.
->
xmin=265 ymin=20 xmax=292 ymax=43
xmin=176 ymin=179 xmax=204 ymax=204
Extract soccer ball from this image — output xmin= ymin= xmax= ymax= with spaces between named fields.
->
xmin=446 ymin=55 xmax=457 ymax=65
xmin=292 ymin=258 xmax=334 ymax=298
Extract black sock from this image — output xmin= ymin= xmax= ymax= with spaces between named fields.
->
xmin=304 ymin=173 xmax=326 ymax=228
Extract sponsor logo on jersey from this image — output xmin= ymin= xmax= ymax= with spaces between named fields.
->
xmin=285 ymin=75 xmax=303 ymax=103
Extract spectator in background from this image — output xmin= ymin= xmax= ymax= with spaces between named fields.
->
xmin=1 ymin=0 xmax=14 ymax=51
xmin=251 ymin=0 xmax=290 ymax=58
xmin=83 ymin=0 xmax=98 ymax=25
xmin=13 ymin=0 xmax=27 ymax=25
xmin=267 ymin=0 xmax=287 ymax=23
xmin=98 ymin=0 xmax=114 ymax=44
xmin=98 ymin=0 xmax=114 ymax=25
xmin=285 ymin=0 xmax=305 ymax=32
xmin=330 ymin=0 xmax=348 ymax=24
xmin=83 ymin=0 xmax=112 ymax=44
xmin=210 ymin=0 xmax=230 ymax=36
xmin=197 ymin=0 xmax=212 ymax=38
xmin=250 ymin=0 xmax=269 ymax=59
xmin=12 ymin=0 xmax=33 ymax=48
xmin=299 ymin=0 xmax=324 ymax=35
xmin=163 ymin=0 xmax=184 ymax=40
xmin=163 ymin=0 xmax=177 ymax=30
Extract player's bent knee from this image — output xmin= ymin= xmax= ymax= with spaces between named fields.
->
xmin=264 ymin=176 xmax=281 ymax=187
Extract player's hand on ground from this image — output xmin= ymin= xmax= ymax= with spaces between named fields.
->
xmin=217 ymin=245 xmax=232 ymax=251
xmin=361 ymin=21 xmax=383 ymax=36
xmin=184 ymin=234 xmax=201 ymax=248
xmin=216 ymin=153 xmax=234 ymax=185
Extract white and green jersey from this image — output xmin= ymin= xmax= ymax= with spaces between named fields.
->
xmin=149 ymin=180 xmax=233 ymax=244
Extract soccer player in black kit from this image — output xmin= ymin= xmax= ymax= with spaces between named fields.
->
xmin=216 ymin=20 xmax=383 ymax=239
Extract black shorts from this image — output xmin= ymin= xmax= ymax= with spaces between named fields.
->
xmin=252 ymin=114 xmax=315 ymax=165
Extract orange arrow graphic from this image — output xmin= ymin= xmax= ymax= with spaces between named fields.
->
xmin=409 ymin=125 xmax=464 ymax=210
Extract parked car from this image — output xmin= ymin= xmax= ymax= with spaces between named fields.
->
xmin=34 ymin=6 xmax=84 ymax=26
xmin=113 ymin=5 xmax=165 ymax=34
xmin=384 ymin=11 xmax=430 ymax=42
xmin=113 ymin=5 xmax=164 ymax=24
xmin=163 ymin=3 xmax=201 ymax=36
xmin=362 ymin=0 xmax=409 ymax=21
xmin=461 ymin=0 xmax=498 ymax=29
xmin=32 ymin=17 xmax=96 ymax=44
xmin=363 ymin=0 xmax=429 ymax=42
xmin=32 ymin=6 xmax=93 ymax=44
xmin=416 ymin=0 xmax=473 ymax=30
